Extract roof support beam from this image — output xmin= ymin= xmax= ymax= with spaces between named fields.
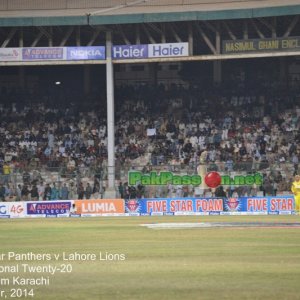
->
xmin=76 ymin=27 xmax=81 ymax=46
xmin=1 ymin=27 xmax=17 ymax=48
xmin=160 ymin=23 xmax=166 ymax=43
xmin=258 ymin=18 xmax=276 ymax=38
xmin=243 ymin=20 xmax=248 ymax=39
xmin=135 ymin=24 xmax=140 ymax=44
xmin=30 ymin=30 xmax=44 ymax=47
xmin=195 ymin=22 xmax=216 ymax=54
xmin=49 ymin=27 xmax=53 ymax=46
xmin=250 ymin=19 xmax=265 ymax=38
xmin=87 ymin=27 xmax=102 ymax=46
xmin=142 ymin=24 xmax=156 ymax=44
xmin=222 ymin=21 xmax=236 ymax=40
xmin=19 ymin=28 xmax=23 ymax=47
xmin=59 ymin=26 xmax=74 ymax=46
xmin=169 ymin=23 xmax=182 ymax=43
xmin=188 ymin=22 xmax=193 ymax=56
xmin=148 ymin=23 xmax=163 ymax=36
xmin=204 ymin=21 xmax=217 ymax=34
xmin=283 ymin=15 xmax=299 ymax=37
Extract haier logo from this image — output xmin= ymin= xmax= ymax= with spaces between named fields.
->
xmin=67 ymin=47 xmax=105 ymax=60
xmin=148 ymin=43 xmax=188 ymax=57
xmin=113 ymin=45 xmax=147 ymax=59
xmin=112 ymin=43 xmax=189 ymax=59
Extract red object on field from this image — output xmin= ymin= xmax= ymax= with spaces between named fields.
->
xmin=204 ymin=171 xmax=222 ymax=188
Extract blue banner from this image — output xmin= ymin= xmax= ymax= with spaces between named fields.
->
xmin=66 ymin=46 xmax=105 ymax=60
xmin=126 ymin=196 xmax=294 ymax=215
xmin=126 ymin=198 xmax=224 ymax=215
xmin=27 ymin=201 xmax=72 ymax=215
xmin=221 ymin=196 xmax=294 ymax=213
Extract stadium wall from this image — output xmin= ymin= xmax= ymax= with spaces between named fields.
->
xmin=0 ymin=0 xmax=283 ymax=11
xmin=0 ymin=197 xmax=295 ymax=218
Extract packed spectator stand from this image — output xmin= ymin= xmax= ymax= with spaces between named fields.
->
xmin=0 ymin=81 xmax=299 ymax=201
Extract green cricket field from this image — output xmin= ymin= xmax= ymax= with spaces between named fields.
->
xmin=0 ymin=215 xmax=300 ymax=300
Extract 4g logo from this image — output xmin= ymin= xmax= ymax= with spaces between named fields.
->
xmin=10 ymin=204 xmax=24 ymax=215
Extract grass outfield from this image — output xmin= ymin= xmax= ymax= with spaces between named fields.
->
xmin=1 ymin=216 xmax=300 ymax=300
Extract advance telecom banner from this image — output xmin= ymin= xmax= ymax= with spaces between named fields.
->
xmin=0 ymin=46 xmax=105 ymax=62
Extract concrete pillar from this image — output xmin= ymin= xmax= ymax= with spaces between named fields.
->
xmin=104 ymin=31 xmax=116 ymax=198
xmin=213 ymin=26 xmax=222 ymax=85
xmin=18 ymin=29 xmax=25 ymax=89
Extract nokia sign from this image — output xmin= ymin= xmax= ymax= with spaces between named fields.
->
xmin=66 ymin=46 xmax=105 ymax=60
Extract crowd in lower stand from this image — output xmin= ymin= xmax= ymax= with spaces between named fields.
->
xmin=0 ymin=83 xmax=300 ymax=200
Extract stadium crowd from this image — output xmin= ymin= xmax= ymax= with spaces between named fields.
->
xmin=0 ymin=82 xmax=299 ymax=200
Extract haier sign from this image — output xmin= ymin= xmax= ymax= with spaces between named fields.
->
xmin=112 ymin=43 xmax=188 ymax=59
xmin=113 ymin=45 xmax=148 ymax=59
xmin=148 ymin=43 xmax=188 ymax=57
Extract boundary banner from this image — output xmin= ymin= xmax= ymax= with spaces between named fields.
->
xmin=0 ymin=196 xmax=295 ymax=218
xmin=224 ymin=196 xmax=294 ymax=213
xmin=125 ymin=198 xmax=224 ymax=215
xmin=74 ymin=199 xmax=124 ymax=216
xmin=125 ymin=196 xmax=295 ymax=215
xmin=26 ymin=201 xmax=72 ymax=217
xmin=0 ymin=202 xmax=25 ymax=218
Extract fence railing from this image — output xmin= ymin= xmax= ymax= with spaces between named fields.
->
xmin=0 ymin=160 xmax=296 ymax=201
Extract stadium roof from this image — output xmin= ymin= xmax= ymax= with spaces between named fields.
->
xmin=0 ymin=0 xmax=300 ymax=27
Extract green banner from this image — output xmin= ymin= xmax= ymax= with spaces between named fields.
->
xmin=222 ymin=36 xmax=300 ymax=54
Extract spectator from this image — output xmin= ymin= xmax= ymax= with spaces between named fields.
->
xmin=37 ymin=182 xmax=45 ymax=201
xmin=51 ymin=183 xmax=59 ymax=200
xmin=60 ymin=183 xmax=69 ymax=200
xmin=215 ymin=186 xmax=227 ymax=197
xmin=31 ymin=184 xmax=39 ymax=201
xmin=44 ymin=184 xmax=52 ymax=200
xmin=85 ymin=182 xmax=93 ymax=199
xmin=118 ymin=182 xmax=124 ymax=198
xmin=69 ymin=182 xmax=77 ymax=200
xmin=21 ymin=185 xmax=30 ymax=201
xmin=0 ymin=184 xmax=5 ymax=201
xmin=77 ymin=182 xmax=84 ymax=199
